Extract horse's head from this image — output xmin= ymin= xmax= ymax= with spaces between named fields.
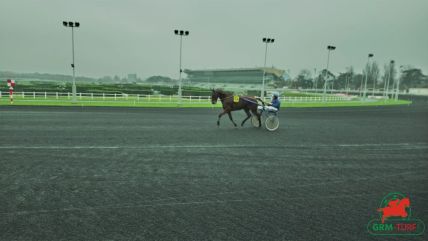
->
xmin=211 ymin=89 xmax=220 ymax=104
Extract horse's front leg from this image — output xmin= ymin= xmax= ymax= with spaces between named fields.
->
xmin=241 ymin=109 xmax=251 ymax=127
xmin=217 ymin=109 xmax=228 ymax=126
xmin=227 ymin=112 xmax=237 ymax=127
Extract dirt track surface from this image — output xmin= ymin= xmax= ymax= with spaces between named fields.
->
xmin=1 ymin=105 xmax=427 ymax=240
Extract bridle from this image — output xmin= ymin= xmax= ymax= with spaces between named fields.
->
xmin=212 ymin=90 xmax=228 ymax=103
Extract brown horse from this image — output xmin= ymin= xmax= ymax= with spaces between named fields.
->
xmin=211 ymin=89 xmax=261 ymax=127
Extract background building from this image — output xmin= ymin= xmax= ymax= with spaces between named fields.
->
xmin=183 ymin=67 xmax=285 ymax=91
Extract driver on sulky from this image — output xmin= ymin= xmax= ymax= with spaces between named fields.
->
xmin=267 ymin=92 xmax=281 ymax=111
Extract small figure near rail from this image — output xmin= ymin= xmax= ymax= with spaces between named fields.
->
xmin=7 ymin=79 xmax=16 ymax=104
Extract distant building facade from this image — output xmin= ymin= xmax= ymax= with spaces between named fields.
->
xmin=183 ymin=67 xmax=285 ymax=86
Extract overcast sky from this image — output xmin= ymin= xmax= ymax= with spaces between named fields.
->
xmin=1 ymin=0 xmax=427 ymax=79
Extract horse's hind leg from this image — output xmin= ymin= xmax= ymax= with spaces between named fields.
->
xmin=241 ymin=109 xmax=251 ymax=127
xmin=227 ymin=112 xmax=238 ymax=127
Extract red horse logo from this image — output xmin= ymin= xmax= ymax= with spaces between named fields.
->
xmin=377 ymin=197 xmax=410 ymax=223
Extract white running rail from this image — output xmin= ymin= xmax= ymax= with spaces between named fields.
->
xmin=0 ymin=91 xmax=350 ymax=103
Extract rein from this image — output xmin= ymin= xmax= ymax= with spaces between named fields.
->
xmin=215 ymin=91 xmax=260 ymax=105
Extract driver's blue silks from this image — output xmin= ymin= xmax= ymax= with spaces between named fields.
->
xmin=271 ymin=98 xmax=281 ymax=110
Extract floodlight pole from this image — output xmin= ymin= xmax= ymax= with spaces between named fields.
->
xmin=261 ymin=37 xmax=274 ymax=100
xmin=314 ymin=68 xmax=317 ymax=90
xmin=345 ymin=74 xmax=349 ymax=95
xmin=388 ymin=60 xmax=394 ymax=99
xmin=323 ymin=45 xmax=335 ymax=101
xmin=178 ymin=34 xmax=183 ymax=104
xmin=383 ymin=64 xmax=389 ymax=98
xmin=384 ymin=60 xmax=394 ymax=99
xmin=63 ymin=21 xmax=80 ymax=103
xmin=71 ymin=26 xmax=76 ymax=103
xmin=395 ymin=65 xmax=402 ymax=101
xmin=262 ymin=42 xmax=268 ymax=100
xmin=363 ymin=53 xmax=373 ymax=99
xmin=372 ymin=66 xmax=376 ymax=97
xmin=385 ymin=61 xmax=392 ymax=99
xmin=174 ymin=29 xmax=189 ymax=105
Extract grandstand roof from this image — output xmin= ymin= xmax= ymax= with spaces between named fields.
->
xmin=183 ymin=67 xmax=285 ymax=78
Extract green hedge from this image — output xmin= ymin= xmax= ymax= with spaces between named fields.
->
xmin=3 ymin=81 xmax=215 ymax=96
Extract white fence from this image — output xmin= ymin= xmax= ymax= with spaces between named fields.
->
xmin=0 ymin=91 xmax=349 ymax=103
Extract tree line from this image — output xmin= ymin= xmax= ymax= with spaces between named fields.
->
xmin=289 ymin=64 xmax=428 ymax=91
xmin=0 ymin=71 xmax=147 ymax=84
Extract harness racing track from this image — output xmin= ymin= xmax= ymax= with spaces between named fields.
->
xmin=1 ymin=105 xmax=427 ymax=241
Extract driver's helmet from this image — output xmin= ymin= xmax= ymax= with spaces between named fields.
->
xmin=272 ymin=92 xmax=279 ymax=98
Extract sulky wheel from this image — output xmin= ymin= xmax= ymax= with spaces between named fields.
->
xmin=265 ymin=115 xmax=279 ymax=131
